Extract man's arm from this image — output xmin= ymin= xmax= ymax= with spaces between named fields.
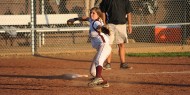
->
xmin=99 ymin=0 xmax=107 ymax=24
xmin=102 ymin=12 xmax=107 ymax=24
xmin=127 ymin=13 xmax=132 ymax=34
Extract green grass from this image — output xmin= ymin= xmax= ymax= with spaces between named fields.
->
xmin=127 ymin=52 xmax=190 ymax=57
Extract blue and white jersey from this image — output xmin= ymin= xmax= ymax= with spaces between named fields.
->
xmin=89 ymin=18 xmax=110 ymax=49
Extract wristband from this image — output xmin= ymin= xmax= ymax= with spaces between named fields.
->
xmin=74 ymin=18 xmax=79 ymax=21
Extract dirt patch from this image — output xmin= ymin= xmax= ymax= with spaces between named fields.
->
xmin=0 ymin=54 xmax=190 ymax=95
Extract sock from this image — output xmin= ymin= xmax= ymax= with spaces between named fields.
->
xmin=96 ymin=66 xmax=102 ymax=78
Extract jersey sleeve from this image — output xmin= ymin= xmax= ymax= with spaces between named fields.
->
xmin=89 ymin=18 xmax=94 ymax=24
xmin=126 ymin=0 xmax=133 ymax=14
xmin=93 ymin=21 xmax=102 ymax=29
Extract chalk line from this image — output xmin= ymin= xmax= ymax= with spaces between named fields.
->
xmin=128 ymin=71 xmax=190 ymax=75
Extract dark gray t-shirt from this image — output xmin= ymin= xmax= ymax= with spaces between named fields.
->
xmin=100 ymin=0 xmax=133 ymax=24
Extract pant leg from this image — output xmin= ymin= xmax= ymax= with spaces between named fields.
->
xmin=96 ymin=44 xmax=111 ymax=66
xmin=90 ymin=44 xmax=111 ymax=77
xmin=90 ymin=53 xmax=98 ymax=77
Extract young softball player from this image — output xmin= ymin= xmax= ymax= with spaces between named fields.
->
xmin=67 ymin=7 xmax=111 ymax=88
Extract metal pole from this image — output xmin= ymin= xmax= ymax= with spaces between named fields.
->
xmin=25 ymin=0 xmax=29 ymax=14
xmin=41 ymin=0 xmax=45 ymax=46
xmin=90 ymin=0 xmax=95 ymax=8
xmin=39 ymin=0 xmax=45 ymax=47
xmin=31 ymin=0 xmax=37 ymax=55
xmin=181 ymin=1 xmax=187 ymax=49
xmin=85 ymin=0 xmax=90 ymax=17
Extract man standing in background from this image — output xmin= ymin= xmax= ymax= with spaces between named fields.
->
xmin=100 ymin=0 xmax=133 ymax=70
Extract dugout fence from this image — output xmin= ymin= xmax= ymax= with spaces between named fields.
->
xmin=0 ymin=0 xmax=190 ymax=56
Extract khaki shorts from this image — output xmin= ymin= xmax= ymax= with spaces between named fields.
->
xmin=108 ymin=24 xmax=128 ymax=44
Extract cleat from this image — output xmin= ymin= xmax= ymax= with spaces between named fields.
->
xmin=120 ymin=63 xmax=133 ymax=69
xmin=88 ymin=77 xmax=104 ymax=87
xmin=103 ymin=63 xmax=111 ymax=70
xmin=100 ymin=82 xmax=110 ymax=88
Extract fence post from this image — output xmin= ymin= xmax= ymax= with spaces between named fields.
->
xmin=85 ymin=0 xmax=90 ymax=16
xmin=31 ymin=0 xmax=37 ymax=55
xmin=90 ymin=0 xmax=95 ymax=8
xmin=39 ymin=0 xmax=45 ymax=47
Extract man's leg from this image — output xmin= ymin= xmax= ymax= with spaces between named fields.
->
xmin=118 ymin=43 xmax=132 ymax=69
xmin=118 ymin=43 xmax=126 ymax=63
xmin=106 ymin=44 xmax=113 ymax=63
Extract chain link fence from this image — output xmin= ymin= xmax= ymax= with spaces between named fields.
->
xmin=0 ymin=0 xmax=190 ymax=56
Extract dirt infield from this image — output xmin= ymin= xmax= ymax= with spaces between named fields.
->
xmin=0 ymin=53 xmax=190 ymax=95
